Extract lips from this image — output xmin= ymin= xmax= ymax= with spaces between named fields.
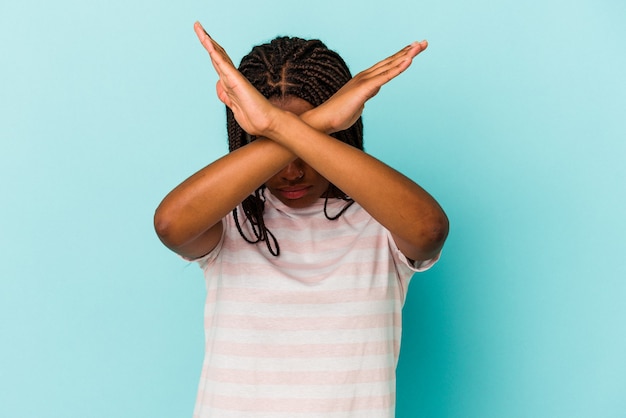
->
xmin=277 ymin=186 xmax=311 ymax=200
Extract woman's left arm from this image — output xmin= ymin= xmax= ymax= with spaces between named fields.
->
xmin=269 ymin=113 xmax=448 ymax=262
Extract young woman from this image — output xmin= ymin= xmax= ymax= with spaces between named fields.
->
xmin=155 ymin=21 xmax=448 ymax=418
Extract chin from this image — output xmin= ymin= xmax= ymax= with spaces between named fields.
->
xmin=281 ymin=197 xmax=315 ymax=208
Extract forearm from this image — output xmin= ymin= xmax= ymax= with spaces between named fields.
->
xmin=154 ymin=110 xmax=331 ymax=247
xmin=267 ymin=111 xmax=448 ymax=259
xmin=154 ymin=138 xmax=293 ymax=247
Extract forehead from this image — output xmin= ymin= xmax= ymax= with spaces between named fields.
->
xmin=269 ymin=96 xmax=314 ymax=115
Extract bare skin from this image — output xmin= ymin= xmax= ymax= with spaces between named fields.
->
xmin=154 ymin=22 xmax=448 ymax=261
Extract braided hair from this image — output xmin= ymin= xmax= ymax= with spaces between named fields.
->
xmin=228 ymin=36 xmax=364 ymax=256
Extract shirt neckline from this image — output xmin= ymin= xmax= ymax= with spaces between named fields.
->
xmin=263 ymin=188 xmax=351 ymax=218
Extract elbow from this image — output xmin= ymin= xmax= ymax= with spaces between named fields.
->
xmin=395 ymin=208 xmax=449 ymax=262
xmin=417 ymin=210 xmax=449 ymax=257
xmin=153 ymin=205 xmax=184 ymax=249
xmin=428 ymin=211 xmax=449 ymax=251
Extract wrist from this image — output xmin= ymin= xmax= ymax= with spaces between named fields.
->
xmin=301 ymin=108 xmax=333 ymax=134
xmin=267 ymin=110 xmax=314 ymax=148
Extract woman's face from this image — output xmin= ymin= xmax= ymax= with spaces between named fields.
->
xmin=264 ymin=96 xmax=331 ymax=208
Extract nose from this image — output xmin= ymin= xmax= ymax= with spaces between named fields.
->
xmin=281 ymin=159 xmax=305 ymax=181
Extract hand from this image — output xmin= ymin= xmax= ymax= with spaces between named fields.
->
xmin=194 ymin=21 xmax=427 ymax=137
xmin=307 ymin=40 xmax=428 ymax=133
xmin=193 ymin=21 xmax=280 ymax=137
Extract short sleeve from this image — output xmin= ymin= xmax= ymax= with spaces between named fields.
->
xmin=180 ymin=219 xmax=227 ymax=270
xmin=386 ymin=229 xmax=440 ymax=273
xmin=386 ymin=229 xmax=441 ymax=303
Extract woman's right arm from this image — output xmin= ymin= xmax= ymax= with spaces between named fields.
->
xmin=153 ymin=138 xmax=295 ymax=259
xmin=153 ymin=99 xmax=348 ymax=260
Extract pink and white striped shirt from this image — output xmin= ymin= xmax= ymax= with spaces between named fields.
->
xmin=192 ymin=191 xmax=438 ymax=418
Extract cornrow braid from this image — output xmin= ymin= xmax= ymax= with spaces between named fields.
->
xmin=228 ymin=36 xmax=364 ymax=256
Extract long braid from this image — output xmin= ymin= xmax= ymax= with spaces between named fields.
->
xmin=227 ymin=36 xmax=364 ymax=256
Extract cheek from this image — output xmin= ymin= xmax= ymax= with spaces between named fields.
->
xmin=313 ymin=175 xmax=331 ymax=191
xmin=319 ymin=176 xmax=330 ymax=187
xmin=264 ymin=174 xmax=278 ymax=187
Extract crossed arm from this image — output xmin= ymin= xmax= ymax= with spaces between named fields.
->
xmin=154 ymin=22 xmax=448 ymax=261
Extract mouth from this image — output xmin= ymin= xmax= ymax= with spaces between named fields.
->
xmin=277 ymin=185 xmax=311 ymax=200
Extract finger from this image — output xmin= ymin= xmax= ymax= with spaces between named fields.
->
xmin=193 ymin=22 xmax=235 ymax=68
xmin=403 ymin=40 xmax=428 ymax=60
xmin=362 ymin=47 xmax=412 ymax=73
xmin=193 ymin=21 xmax=239 ymax=87
xmin=363 ymin=40 xmax=428 ymax=75
xmin=194 ymin=21 xmax=215 ymax=54
xmin=194 ymin=22 xmax=225 ymax=77
xmin=360 ymin=40 xmax=428 ymax=85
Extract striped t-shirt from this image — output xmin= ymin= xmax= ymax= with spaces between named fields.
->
xmin=192 ymin=191 xmax=438 ymax=418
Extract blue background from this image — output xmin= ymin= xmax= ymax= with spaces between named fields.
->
xmin=2 ymin=0 xmax=625 ymax=417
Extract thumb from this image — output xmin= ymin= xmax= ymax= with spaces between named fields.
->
xmin=216 ymin=81 xmax=231 ymax=107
